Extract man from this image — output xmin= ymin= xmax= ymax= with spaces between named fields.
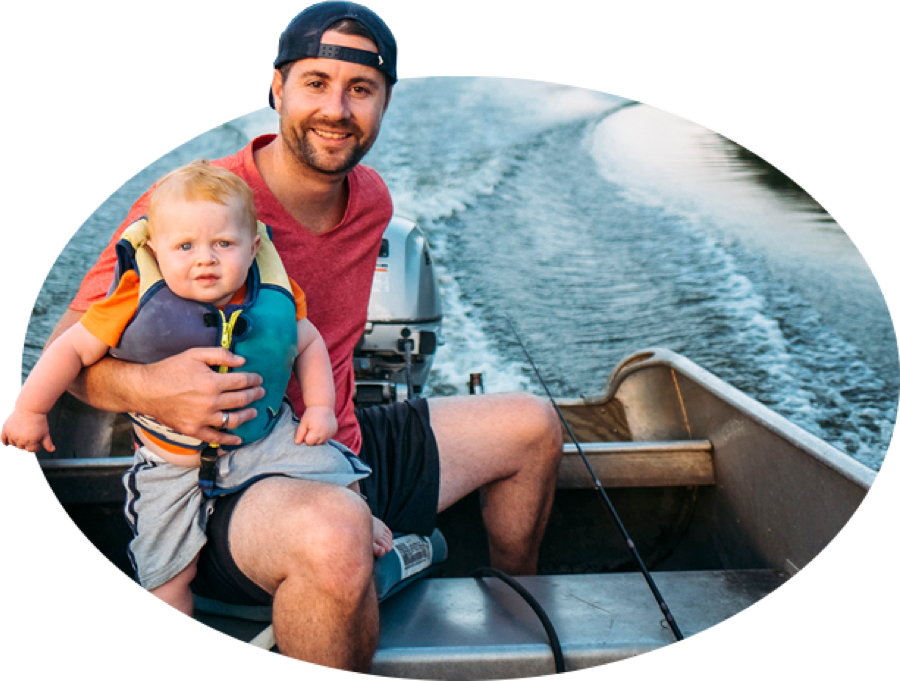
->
xmin=50 ymin=1 xmax=562 ymax=671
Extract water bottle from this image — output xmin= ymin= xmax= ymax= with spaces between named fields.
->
xmin=373 ymin=531 xmax=448 ymax=601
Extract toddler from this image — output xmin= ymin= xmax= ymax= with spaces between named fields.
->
xmin=3 ymin=160 xmax=392 ymax=614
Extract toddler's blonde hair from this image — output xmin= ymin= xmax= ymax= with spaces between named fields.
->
xmin=148 ymin=159 xmax=257 ymax=235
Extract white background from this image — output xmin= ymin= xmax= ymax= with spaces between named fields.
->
xmin=1 ymin=1 xmax=897 ymax=679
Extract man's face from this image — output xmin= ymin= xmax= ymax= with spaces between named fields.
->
xmin=272 ymin=30 xmax=391 ymax=176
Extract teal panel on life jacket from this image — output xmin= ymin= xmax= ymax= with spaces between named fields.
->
xmin=224 ymin=285 xmax=299 ymax=447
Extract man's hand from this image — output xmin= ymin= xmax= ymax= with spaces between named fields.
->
xmin=132 ymin=348 xmax=265 ymax=447
xmin=2 ymin=409 xmax=55 ymax=453
xmin=294 ymin=405 xmax=338 ymax=446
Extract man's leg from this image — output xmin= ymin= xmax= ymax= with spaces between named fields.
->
xmin=225 ymin=476 xmax=379 ymax=671
xmin=430 ymin=392 xmax=563 ymax=574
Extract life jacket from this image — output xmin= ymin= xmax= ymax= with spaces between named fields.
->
xmin=108 ymin=217 xmax=299 ymax=451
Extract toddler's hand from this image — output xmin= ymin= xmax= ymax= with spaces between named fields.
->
xmin=294 ymin=406 xmax=338 ymax=445
xmin=1 ymin=410 xmax=55 ymax=453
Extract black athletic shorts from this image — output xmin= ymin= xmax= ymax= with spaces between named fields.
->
xmin=190 ymin=398 xmax=440 ymax=606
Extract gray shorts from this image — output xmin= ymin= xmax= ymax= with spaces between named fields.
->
xmin=122 ymin=402 xmax=371 ymax=590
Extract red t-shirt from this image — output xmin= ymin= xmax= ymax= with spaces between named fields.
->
xmin=71 ymin=135 xmax=393 ymax=452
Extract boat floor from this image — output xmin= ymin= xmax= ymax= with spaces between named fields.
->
xmin=195 ymin=569 xmax=787 ymax=678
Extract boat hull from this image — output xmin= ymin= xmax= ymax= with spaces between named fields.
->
xmin=37 ymin=348 xmax=877 ymax=676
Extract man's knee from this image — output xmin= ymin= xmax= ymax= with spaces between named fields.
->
xmin=232 ymin=480 xmax=374 ymax=598
xmin=511 ymin=392 xmax=563 ymax=463
xmin=280 ymin=487 xmax=374 ymax=597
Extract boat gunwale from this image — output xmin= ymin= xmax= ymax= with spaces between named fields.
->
xmin=569 ymin=347 xmax=878 ymax=491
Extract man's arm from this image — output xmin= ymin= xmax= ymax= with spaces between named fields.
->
xmin=50 ymin=309 xmax=266 ymax=447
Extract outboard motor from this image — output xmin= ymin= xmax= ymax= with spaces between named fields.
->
xmin=353 ymin=215 xmax=443 ymax=407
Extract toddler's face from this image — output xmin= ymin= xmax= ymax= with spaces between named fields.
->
xmin=148 ymin=197 xmax=260 ymax=307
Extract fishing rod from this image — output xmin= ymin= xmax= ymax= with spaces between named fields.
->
xmin=505 ymin=315 xmax=684 ymax=642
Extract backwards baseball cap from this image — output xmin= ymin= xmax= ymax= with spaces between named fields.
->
xmin=269 ymin=1 xmax=397 ymax=109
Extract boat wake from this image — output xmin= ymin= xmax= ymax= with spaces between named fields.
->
xmin=25 ymin=77 xmax=896 ymax=470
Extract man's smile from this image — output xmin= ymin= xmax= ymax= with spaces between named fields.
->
xmin=312 ymin=128 xmax=353 ymax=140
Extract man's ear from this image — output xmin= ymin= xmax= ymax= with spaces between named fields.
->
xmin=383 ymin=85 xmax=392 ymax=114
xmin=271 ymin=69 xmax=284 ymax=114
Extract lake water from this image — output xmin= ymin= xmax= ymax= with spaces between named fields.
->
xmin=25 ymin=77 xmax=898 ymax=471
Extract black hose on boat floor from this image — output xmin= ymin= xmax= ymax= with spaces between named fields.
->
xmin=472 ymin=567 xmax=565 ymax=674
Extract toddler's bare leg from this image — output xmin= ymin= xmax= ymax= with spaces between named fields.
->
xmin=149 ymin=555 xmax=199 ymax=616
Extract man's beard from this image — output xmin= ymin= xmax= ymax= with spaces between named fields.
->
xmin=282 ymin=118 xmax=374 ymax=175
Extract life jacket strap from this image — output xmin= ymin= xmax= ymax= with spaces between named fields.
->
xmin=198 ymin=444 xmax=219 ymax=497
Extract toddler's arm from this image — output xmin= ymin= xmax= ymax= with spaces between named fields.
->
xmin=293 ymin=318 xmax=338 ymax=446
xmin=2 ymin=323 xmax=110 ymax=452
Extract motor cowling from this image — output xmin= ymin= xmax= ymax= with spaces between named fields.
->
xmin=353 ymin=215 xmax=443 ymax=407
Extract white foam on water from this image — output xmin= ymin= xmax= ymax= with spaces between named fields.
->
xmin=229 ymin=107 xmax=278 ymax=140
xmin=387 ymin=153 xmax=507 ymax=225
xmin=478 ymin=78 xmax=627 ymax=123
xmin=421 ymin=229 xmax=535 ymax=397
xmin=373 ymin=79 xmax=624 ymax=397
xmin=589 ymin=104 xmax=875 ymax=290
xmin=587 ymin=105 xmax=895 ymax=468
xmin=677 ymin=224 xmax=822 ymax=420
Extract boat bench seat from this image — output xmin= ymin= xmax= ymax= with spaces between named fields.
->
xmin=373 ymin=570 xmax=784 ymax=677
xmin=194 ymin=569 xmax=785 ymax=678
xmin=557 ymin=440 xmax=715 ymax=489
